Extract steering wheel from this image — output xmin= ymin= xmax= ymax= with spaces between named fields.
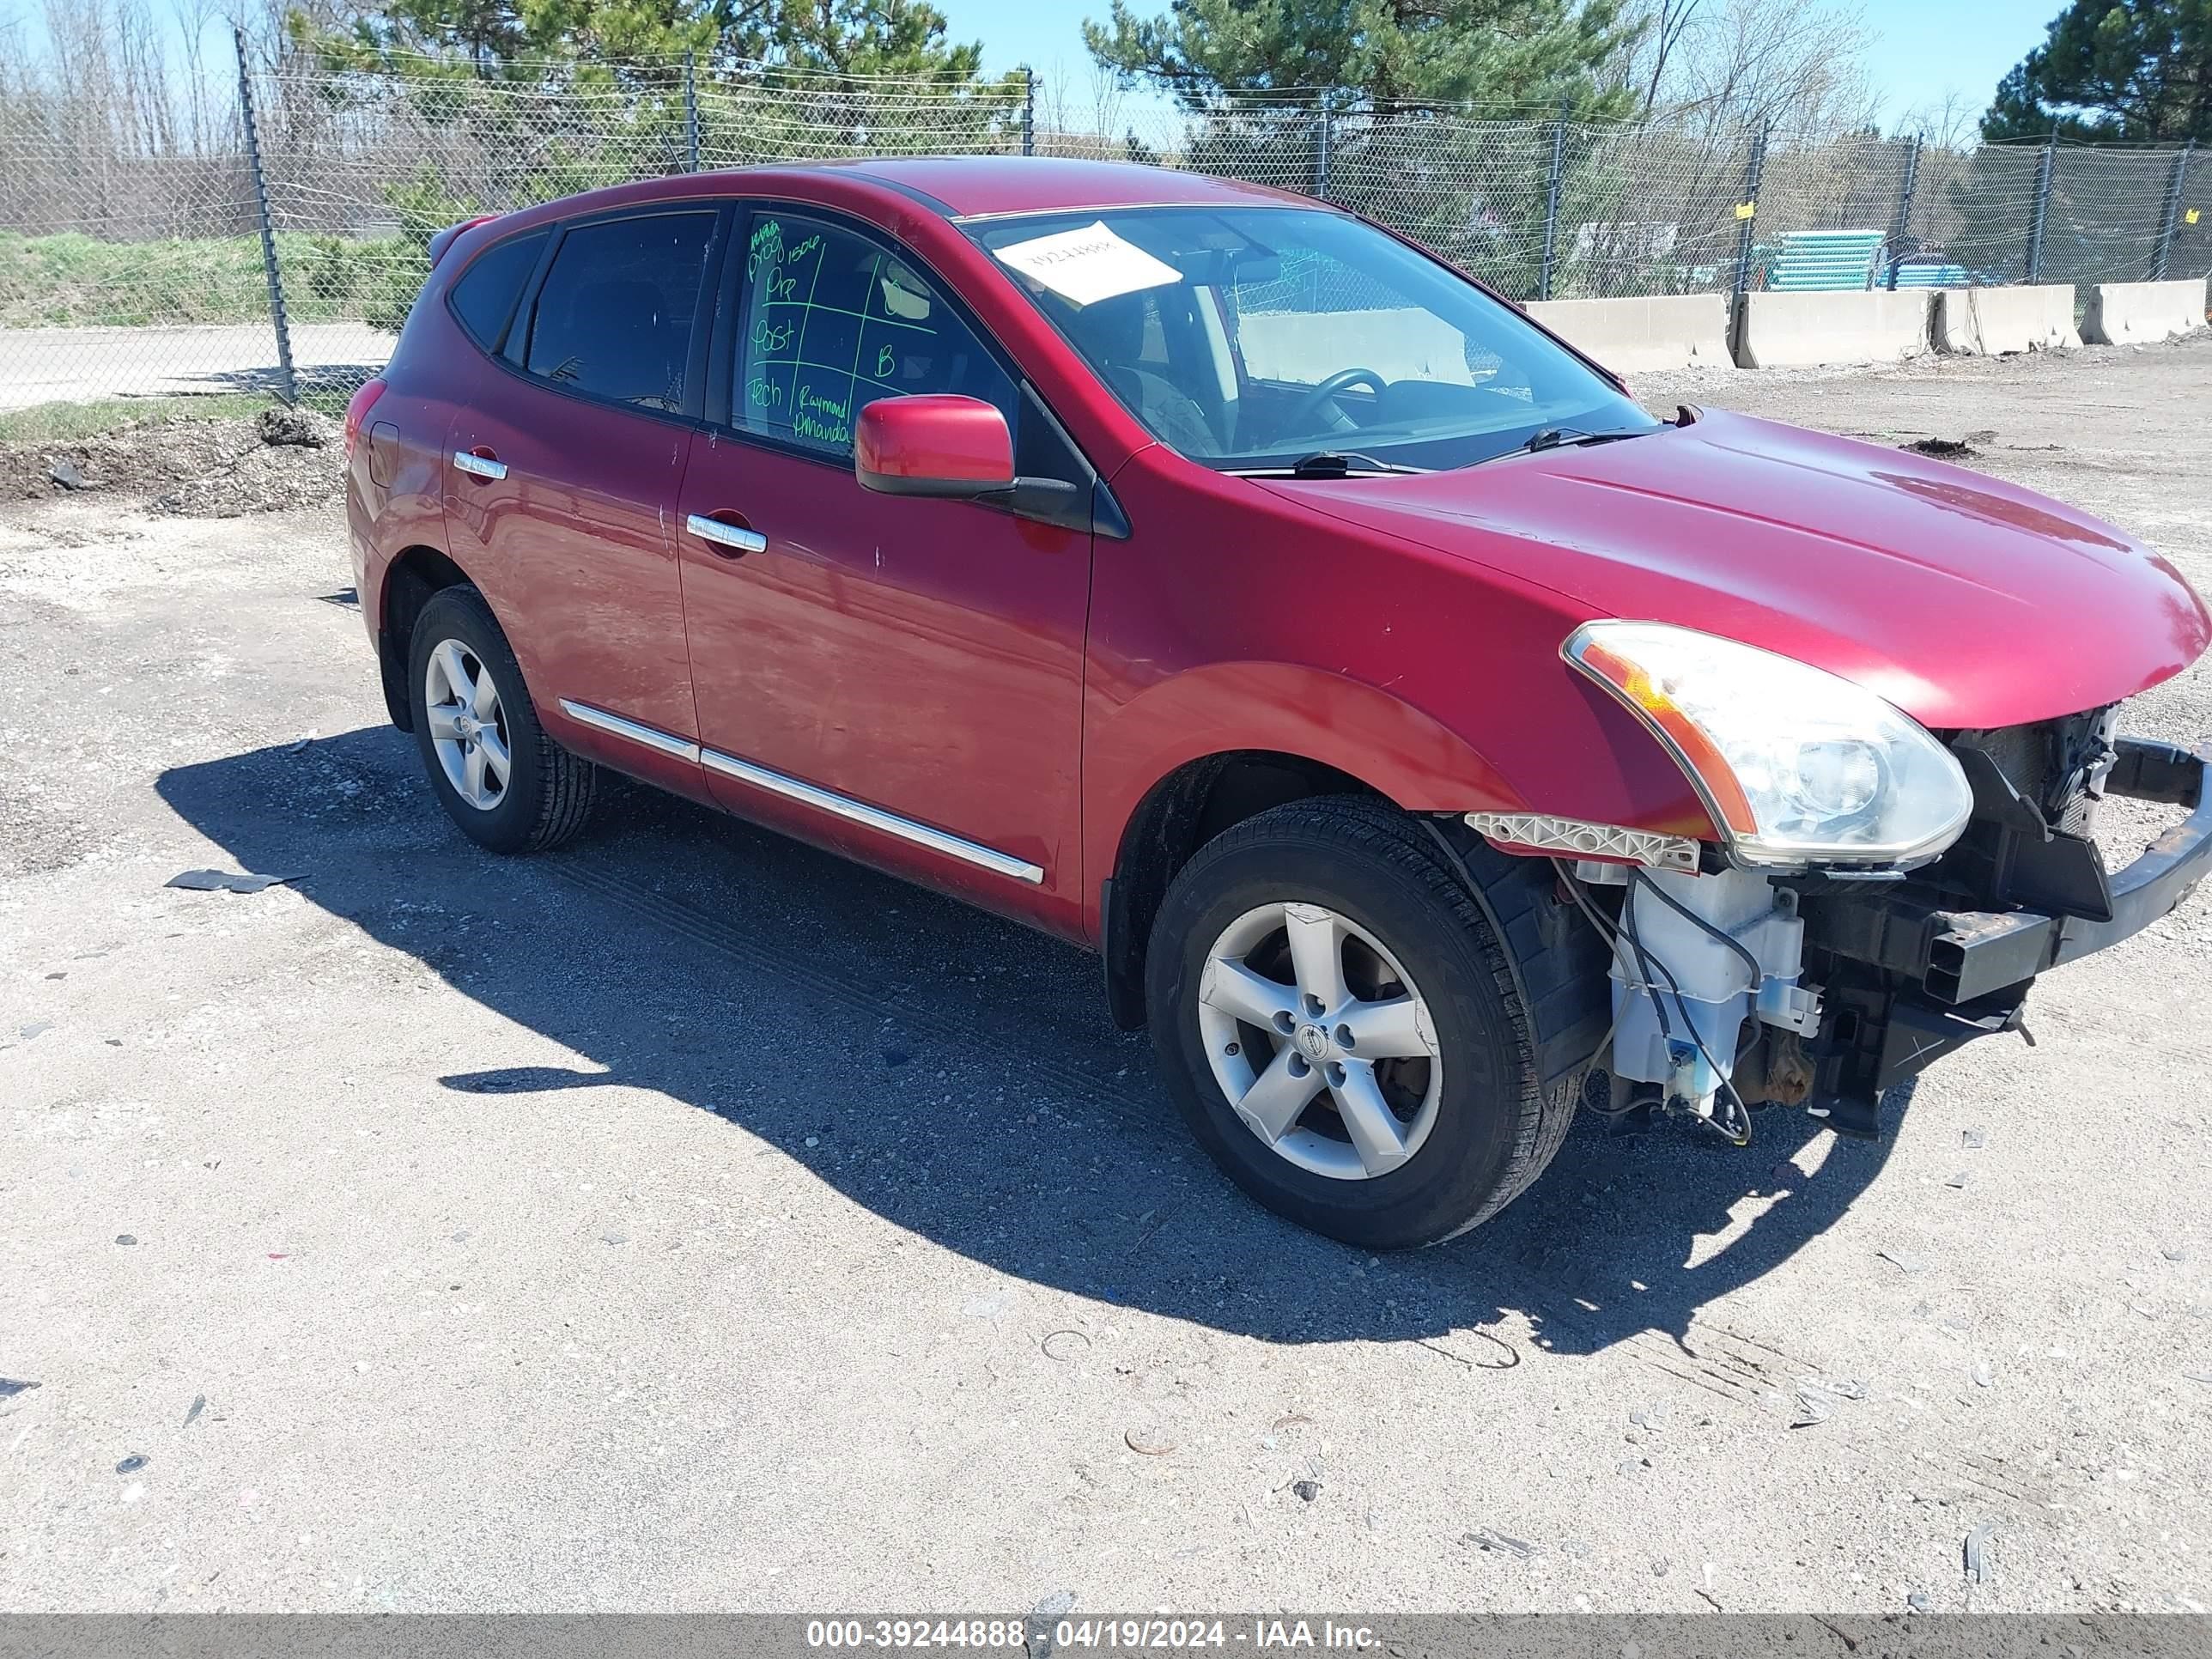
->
xmin=1287 ymin=367 xmax=1390 ymax=429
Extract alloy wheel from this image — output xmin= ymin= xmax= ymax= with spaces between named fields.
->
xmin=1195 ymin=901 xmax=1443 ymax=1181
xmin=422 ymin=637 xmax=512 ymax=812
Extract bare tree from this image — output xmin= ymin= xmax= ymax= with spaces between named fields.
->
xmin=1610 ymin=0 xmax=1703 ymax=117
xmin=1892 ymin=88 xmax=1981 ymax=149
xmin=1033 ymin=54 xmax=1134 ymax=159
xmin=1618 ymin=0 xmax=1878 ymax=139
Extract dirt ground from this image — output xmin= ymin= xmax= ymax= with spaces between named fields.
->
xmin=3 ymin=333 xmax=2210 ymax=1616
xmin=1 ymin=407 xmax=339 ymax=520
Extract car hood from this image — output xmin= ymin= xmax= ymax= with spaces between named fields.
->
xmin=1261 ymin=410 xmax=2210 ymax=730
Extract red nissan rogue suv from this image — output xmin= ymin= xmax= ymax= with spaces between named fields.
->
xmin=345 ymin=157 xmax=2212 ymax=1249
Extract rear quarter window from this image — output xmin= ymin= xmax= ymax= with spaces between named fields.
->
xmin=448 ymin=229 xmax=549 ymax=350
xmin=523 ymin=212 xmax=718 ymax=412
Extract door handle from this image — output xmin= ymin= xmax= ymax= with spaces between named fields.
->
xmin=687 ymin=514 xmax=767 ymax=556
xmin=453 ymin=449 xmax=507 ymax=482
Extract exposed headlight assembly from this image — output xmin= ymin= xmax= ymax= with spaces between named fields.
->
xmin=1564 ymin=620 xmax=1973 ymax=871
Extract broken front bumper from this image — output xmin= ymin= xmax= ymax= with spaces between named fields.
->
xmin=1796 ymin=738 xmax=2211 ymax=1129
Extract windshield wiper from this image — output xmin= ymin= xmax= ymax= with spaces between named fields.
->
xmin=1477 ymin=425 xmax=1657 ymax=465
xmin=1231 ymin=451 xmax=1427 ymax=479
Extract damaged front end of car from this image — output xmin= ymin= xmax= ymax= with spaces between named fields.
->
xmin=1470 ymin=624 xmax=2212 ymax=1140
xmin=1790 ymin=716 xmax=2210 ymax=1135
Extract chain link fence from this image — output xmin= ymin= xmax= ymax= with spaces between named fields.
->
xmin=2 ymin=41 xmax=2206 ymax=416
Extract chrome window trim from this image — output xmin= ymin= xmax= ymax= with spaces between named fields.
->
xmin=556 ymin=700 xmax=1044 ymax=885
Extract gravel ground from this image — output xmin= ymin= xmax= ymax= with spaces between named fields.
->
xmin=3 ymin=336 xmax=2210 ymax=1615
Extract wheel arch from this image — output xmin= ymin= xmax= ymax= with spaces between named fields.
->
xmin=1089 ymin=664 xmax=1538 ymax=1029
xmin=1087 ymin=662 xmax=1619 ymax=1067
xmin=374 ymin=544 xmax=475 ymax=732
xmin=1100 ymin=748 xmax=1376 ymax=1027
xmin=1103 ymin=763 xmax=1612 ymax=1098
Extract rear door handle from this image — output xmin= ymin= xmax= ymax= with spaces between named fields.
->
xmin=453 ymin=450 xmax=507 ymax=481
xmin=687 ymin=514 xmax=767 ymax=556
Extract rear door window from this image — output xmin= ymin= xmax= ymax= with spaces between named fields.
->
xmin=448 ymin=228 xmax=548 ymax=349
xmin=523 ymin=212 xmax=718 ymax=411
xmin=734 ymin=212 xmax=1015 ymax=456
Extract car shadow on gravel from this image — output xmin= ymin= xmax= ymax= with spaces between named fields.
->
xmin=159 ymin=727 xmax=1900 ymax=1365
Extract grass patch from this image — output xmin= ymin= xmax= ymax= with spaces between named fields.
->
xmin=0 ymin=231 xmax=418 ymax=330
xmin=0 ymin=390 xmax=349 ymax=444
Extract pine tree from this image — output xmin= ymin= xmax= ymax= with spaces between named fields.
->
xmin=300 ymin=0 xmax=989 ymax=82
xmin=1981 ymin=0 xmax=2212 ymax=143
xmin=769 ymin=0 xmax=986 ymax=81
xmin=1082 ymin=0 xmax=1639 ymax=114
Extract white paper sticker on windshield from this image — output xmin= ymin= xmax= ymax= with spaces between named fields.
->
xmin=992 ymin=221 xmax=1181 ymax=307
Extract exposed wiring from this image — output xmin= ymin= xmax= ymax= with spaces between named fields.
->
xmin=1428 ymin=834 xmax=1645 ymax=1123
xmin=1553 ymin=858 xmax=1753 ymax=1146
xmin=1549 ymin=857 xmax=1622 ymax=948
xmin=1537 ymin=866 xmax=1636 ymax=1121
xmin=1580 ymin=998 xmax=1629 ymax=1110
xmin=1626 ymin=866 xmax=1766 ymax=991
xmin=1614 ymin=867 xmax=1673 ymax=1040
xmin=1634 ymin=943 xmax=1756 ymax=1146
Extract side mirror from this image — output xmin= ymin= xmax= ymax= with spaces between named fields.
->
xmin=855 ymin=395 xmax=1016 ymax=498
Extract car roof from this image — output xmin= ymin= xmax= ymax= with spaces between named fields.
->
xmin=836 ymin=156 xmax=1310 ymax=218
xmin=455 ymin=158 xmax=1321 ymax=258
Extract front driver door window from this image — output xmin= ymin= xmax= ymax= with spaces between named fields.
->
xmin=676 ymin=210 xmax=1091 ymax=916
xmin=732 ymin=216 xmax=1018 ymax=447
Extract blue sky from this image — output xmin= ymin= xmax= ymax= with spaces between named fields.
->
xmin=10 ymin=0 xmax=2060 ymax=133
xmin=939 ymin=0 xmax=2061 ymax=130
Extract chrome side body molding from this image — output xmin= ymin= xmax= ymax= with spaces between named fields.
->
xmin=558 ymin=699 xmax=701 ymax=762
xmin=556 ymin=700 xmax=1044 ymax=885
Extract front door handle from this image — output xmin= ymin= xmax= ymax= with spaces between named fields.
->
xmin=687 ymin=514 xmax=767 ymax=556
xmin=453 ymin=449 xmax=507 ymax=482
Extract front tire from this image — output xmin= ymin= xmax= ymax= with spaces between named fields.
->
xmin=406 ymin=586 xmax=597 ymax=854
xmin=1145 ymin=798 xmax=1578 ymax=1249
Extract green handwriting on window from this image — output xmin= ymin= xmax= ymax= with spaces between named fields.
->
xmin=742 ymin=226 xmax=943 ymax=449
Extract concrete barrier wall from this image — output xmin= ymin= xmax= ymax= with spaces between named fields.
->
xmin=1234 ymin=298 xmax=1733 ymax=383
xmin=1522 ymin=295 xmax=1734 ymax=373
xmin=1731 ymin=290 xmax=1934 ymax=368
xmin=1934 ymin=284 xmax=2080 ymax=355
xmin=1237 ymin=308 xmax=1477 ymax=386
xmin=1233 ymin=283 xmax=2194 ymax=386
xmin=2081 ymin=278 xmax=2209 ymax=344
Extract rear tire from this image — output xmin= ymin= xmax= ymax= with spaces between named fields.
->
xmin=1145 ymin=798 xmax=1578 ymax=1249
xmin=406 ymin=586 xmax=597 ymax=854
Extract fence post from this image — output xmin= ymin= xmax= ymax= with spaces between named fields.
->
xmin=1887 ymin=134 xmax=1921 ymax=291
xmin=2154 ymin=138 xmax=2196 ymax=279
xmin=1022 ymin=67 xmax=1036 ymax=157
xmin=684 ymin=51 xmax=702 ymax=172
xmin=1311 ymin=93 xmax=1333 ymax=201
xmin=1538 ymin=97 xmax=1568 ymax=301
xmin=1730 ymin=121 xmax=1769 ymax=302
xmin=2026 ymin=126 xmax=2057 ymax=283
xmin=234 ymin=26 xmax=296 ymax=407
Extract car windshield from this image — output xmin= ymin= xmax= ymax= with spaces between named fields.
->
xmin=968 ymin=205 xmax=1658 ymax=472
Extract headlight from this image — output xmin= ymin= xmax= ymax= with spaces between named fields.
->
xmin=1564 ymin=620 xmax=1973 ymax=869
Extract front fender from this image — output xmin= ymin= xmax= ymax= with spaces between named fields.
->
xmin=1081 ymin=654 xmax=1719 ymax=941
xmin=1088 ymin=659 xmax=1517 ymax=827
